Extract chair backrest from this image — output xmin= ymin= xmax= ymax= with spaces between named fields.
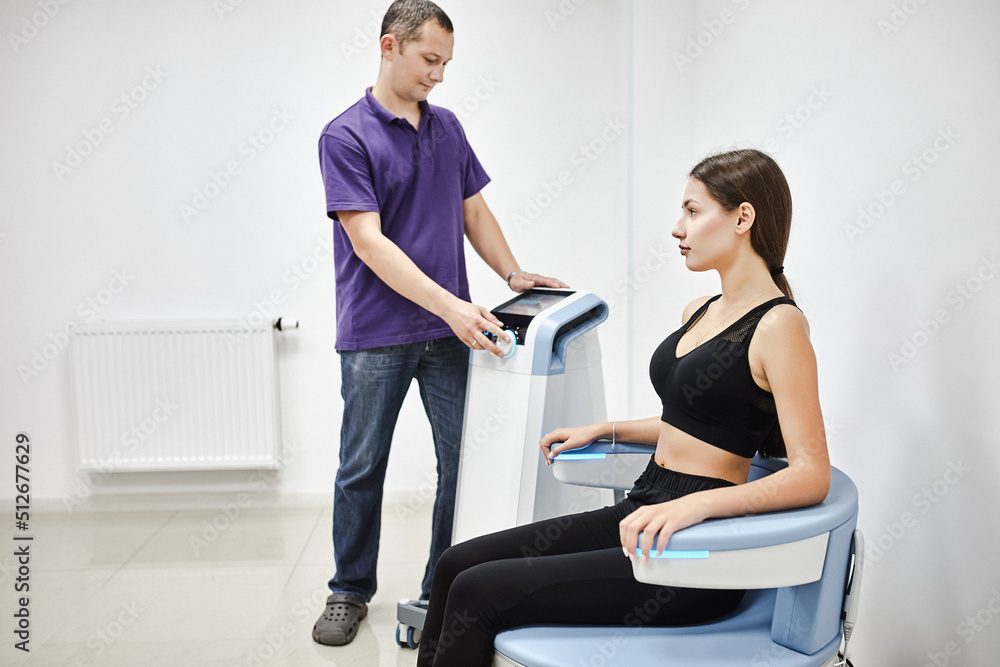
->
xmin=747 ymin=453 xmax=788 ymax=480
xmin=750 ymin=455 xmax=859 ymax=655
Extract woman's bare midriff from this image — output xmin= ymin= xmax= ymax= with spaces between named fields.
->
xmin=653 ymin=421 xmax=753 ymax=486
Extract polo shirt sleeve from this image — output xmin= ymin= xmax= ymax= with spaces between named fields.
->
xmin=451 ymin=116 xmax=491 ymax=200
xmin=318 ymin=132 xmax=379 ymax=221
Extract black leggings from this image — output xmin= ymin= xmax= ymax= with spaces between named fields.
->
xmin=416 ymin=457 xmax=745 ymax=666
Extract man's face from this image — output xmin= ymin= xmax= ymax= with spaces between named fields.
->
xmin=388 ymin=20 xmax=454 ymax=103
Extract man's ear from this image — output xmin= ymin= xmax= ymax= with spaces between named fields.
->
xmin=734 ymin=202 xmax=756 ymax=235
xmin=379 ymin=33 xmax=397 ymax=60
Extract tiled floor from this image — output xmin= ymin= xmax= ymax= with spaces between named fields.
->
xmin=1 ymin=493 xmax=432 ymax=666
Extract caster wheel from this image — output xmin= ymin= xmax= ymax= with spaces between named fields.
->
xmin=396 ymin=623 xmax=421 ymax=649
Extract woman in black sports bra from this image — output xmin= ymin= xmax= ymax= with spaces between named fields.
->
xmin=417 ymin=149 xmax=832 ymax=667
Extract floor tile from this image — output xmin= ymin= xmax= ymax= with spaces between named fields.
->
xmin=26 ymin=511 xmax=174 ymax=571
xmin=41 ymin=565 xmax=293 ymax=645
xmin=4 ymin=495 xmax=435 ymax=665
xmin=128 ymin=506 xmax=321 ymax=567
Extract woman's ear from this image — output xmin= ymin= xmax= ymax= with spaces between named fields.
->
xmin=734 ymin=202 xmax=756 ymax=235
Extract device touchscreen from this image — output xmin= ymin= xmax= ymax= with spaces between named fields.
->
xmin=495 ymin=292 xmax=568 ymax=317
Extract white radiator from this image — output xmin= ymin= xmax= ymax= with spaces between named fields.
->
xmin=70 ymin=320 xmax=283 ymax=472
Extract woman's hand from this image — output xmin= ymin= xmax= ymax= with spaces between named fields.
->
xmin=619 ymin=494 xmax=710 ymax=561
xmin=539 ymin=423 xmax=604 ymax=465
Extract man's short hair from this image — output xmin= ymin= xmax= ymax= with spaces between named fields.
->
xmin=380 ymin=0 xmax=453 ymax=51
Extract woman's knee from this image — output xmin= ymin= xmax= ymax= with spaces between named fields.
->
xmin=434 ymin=539 xmax=489 ymax=586
xmin=440 ymin=565 xmax=509 ymax=637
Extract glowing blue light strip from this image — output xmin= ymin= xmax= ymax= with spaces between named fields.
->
xmin=637 ymin=550 xmax=711 ymax=559
xmin=555 ymin=453 xmax=607 ymax=460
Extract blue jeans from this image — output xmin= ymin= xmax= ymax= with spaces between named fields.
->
xmin=329 ymin=336 xmax=469 ymax=602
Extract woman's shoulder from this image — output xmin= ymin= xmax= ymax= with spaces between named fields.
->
xmin=757 ymin=300 xmax=811 ymax=342
xmin=680 ymin=295 xmax=718 ymax=324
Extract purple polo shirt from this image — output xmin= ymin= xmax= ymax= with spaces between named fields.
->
xmin=319 ymin=88 xmax=490 ymax=351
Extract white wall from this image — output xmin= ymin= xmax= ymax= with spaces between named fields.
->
xmin=1 ymin=0 xmax=998 ymax=663
xmin=0 ymin=0 xmax=631 ymax=501
xmin=631 ymin=1 xmax=1000 ymax=664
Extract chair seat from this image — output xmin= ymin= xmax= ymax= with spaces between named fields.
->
xmin=494 ymin=589 xmax=842 ymax=667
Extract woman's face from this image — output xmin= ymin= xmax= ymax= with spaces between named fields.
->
xmin=672 ymin=178 xmax=740 ymax=272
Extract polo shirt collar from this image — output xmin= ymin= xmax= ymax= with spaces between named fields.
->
xmin=364 ymin=87 xmax=434 ymax=126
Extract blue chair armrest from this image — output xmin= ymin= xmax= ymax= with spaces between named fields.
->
xmin=632 ymin=467 xmax=858 ymax=590
xmin=550 ymin=438 xmax=654 ymax=490
xmin=645 ymin=467 xmax=856 ymax=553
xmin=551 ymin=438 xmax=655 ymax=458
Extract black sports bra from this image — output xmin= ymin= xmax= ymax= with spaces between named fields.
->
xmin=649 ymin=295 xmax=798 ymax=459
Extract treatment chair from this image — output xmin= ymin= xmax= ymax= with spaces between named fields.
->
xmin=492 ymin=440 xmax=864 ymax=667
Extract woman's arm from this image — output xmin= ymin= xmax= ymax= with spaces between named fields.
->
xmin=539 ymin=416 xmax=663 ymax=464
xmin=539 ymin=296 xmax=713 ymax=463
xmin=620 ymin=305 xmax=831 ymax=559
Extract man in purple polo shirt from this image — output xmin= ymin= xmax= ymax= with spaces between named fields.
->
xmin=313 ymin=0 xmax=567 ymax=647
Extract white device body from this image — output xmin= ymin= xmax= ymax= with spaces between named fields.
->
xmin=452 ymin=291 xmax=613 ymax=544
